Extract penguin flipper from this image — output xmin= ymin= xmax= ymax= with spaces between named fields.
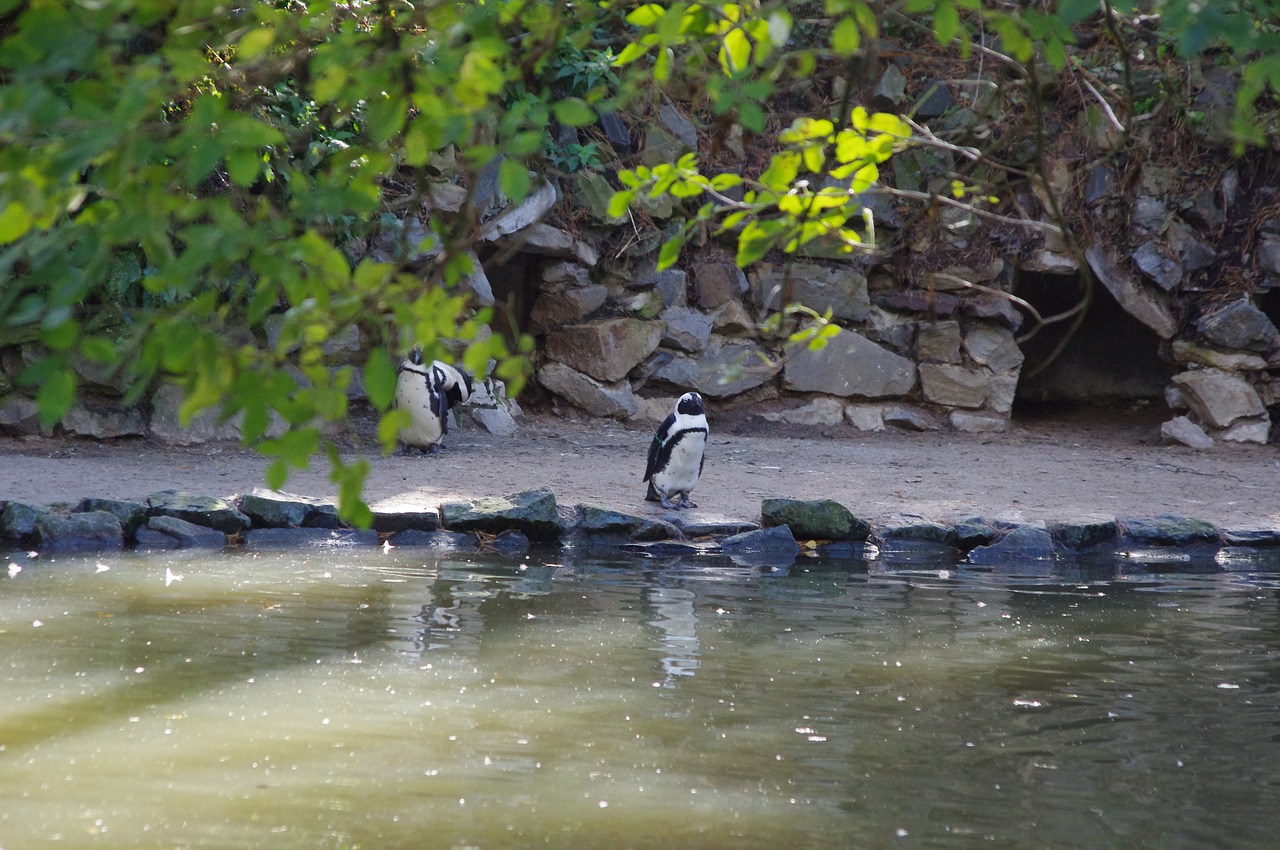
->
xmin=643 ymin=413 xmax=676 ymax=482
xmin=433 ymin=392 xmax=450 ymax=437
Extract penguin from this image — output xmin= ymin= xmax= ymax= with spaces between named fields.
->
xmin=643 ymin=391 xmax=708 ymax=509
xmin=393 ymin=348 xmax=474 ymax=454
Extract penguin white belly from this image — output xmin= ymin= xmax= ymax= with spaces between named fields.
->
xmin=654 ymin=431 xmax=706 ymax=495
xmin=395 ymin=374 xmax=444 ymax=447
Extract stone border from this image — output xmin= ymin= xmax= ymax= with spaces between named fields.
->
xmin=5 ymin=488 xmax=1280 ymax=573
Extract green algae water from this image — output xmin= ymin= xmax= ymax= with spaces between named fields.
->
xmin=2 ymin=547 xmax=1279 ymax=849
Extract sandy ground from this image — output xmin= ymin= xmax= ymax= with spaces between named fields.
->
xmin=1 ymin=405 xmax=1278 ymax=530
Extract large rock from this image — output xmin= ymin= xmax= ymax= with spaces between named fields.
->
xmin=1086 ymin=244 xmax=1178 ymax=339
xmin=238 ymin=489 xmax=313 ymax=528
xmin=1214 ymin=417 xmax=1270 ymax=444
xmin=950 ymin=411 xmax=1008 ymax=433
xmin=784 ymin=330 xmax=916 ymax=398
xmin=659 ymin=306 xmax=713 ymax=353
xmin=440 ymin=488 xmax=562 ymax=541
xmin=461 ymin=380 xmax=521 ymax=438
xmin=651 ymin=336 xmax=780 ymax=398
xmin=74 ymin=498 xmax=148 ymax=538
xmin=1120 ymin=514 xmax=1218 ymax=546
xmin=500 ymin=222 xmax=598 ymax=266
xmin=1196 ymin=299 xmax=1279 ymax=352
xmin=1161 ymin=415 xmax=1214 ymax=449
xmin=34 ymin=511 xmax=123 ymax=553
xmin=753 ymin=262 xmax=870 ymax=323
xmin=760 ymin=398 xmax=846 ymax=427
xmin=761 ymin=498 xmax=870 ymax=541
xmin=915 ymin=321 xmax=962 ymax=363
xmin=0 ymin=394 xmax=41 ymax=435
xmin=62 ymin=402 xmax=147 ymax=439
xmin=919 ymin=364 xmax=988 ymax=408
xmin=967 ymin=525 xmax=1056 ymax=564
xmin=1172 ymin=368 xmax=1266 ymax=429
xmin=659 ymin=102 xmax=698 ymax=148
xmin=719 ymin=525 xmax=800 ymax=568
xmin=544 ymin=318 xmax=664 ymax=383
xmin=145 ymin=515 xmax=229 ymax=549
xmin=529 ymin=285 xmax=608 ymax=334
xmin=1171 ymin=340 xmax=1267 ymax=372
xmin=1131 ymin=240 xmax=1182 ymax=291
xmin=372 ymin=509 xmax=440 ymax=534
xmin=0 ymin=501 xmax=50 ymax=542
xmin=147 ymin=490 xmax=252 ymax=534
xmin=477 ymin=178 xmax=557 ymax=240
xmin=537 ymin=362 xmax=638 ymax=418
xmin=693 ymin=261 xmax=748 ymax=310
xmin=964 ymin=324 xmax=1025 ymax=373
xmin=1048 ymin=516 xmax=1117 ymax=551
xmin=149 ymin=383 xmax=239 ymax=445
xmin=574 ymin=505 xmax=675 ymax=543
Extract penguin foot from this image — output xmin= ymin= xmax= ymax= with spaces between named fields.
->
xmin=658 ymin=494 xmax=679 ymax=510
xmin=680 ymin=498 xmax=698 ymax=509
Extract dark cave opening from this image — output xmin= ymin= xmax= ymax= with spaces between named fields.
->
xmin=478 ymin=247 xmax=538 ymax=351
xmin=1012 ymin=269 xmax=1174 ymax=415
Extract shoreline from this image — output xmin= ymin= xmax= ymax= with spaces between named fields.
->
xmin=3 ymin=408 xmax=1279 ymax=562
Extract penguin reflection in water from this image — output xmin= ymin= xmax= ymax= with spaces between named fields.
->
xmin=643 ymin=391 xmax=708 ymax=509
xmin=393 ymin=348 xmax=474 ymax=454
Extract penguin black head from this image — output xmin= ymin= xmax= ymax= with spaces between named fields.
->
xmin=676 ymin=391 xmax=704 ymax=417
xmin=409 ymin=345 xmax=425 ymax=366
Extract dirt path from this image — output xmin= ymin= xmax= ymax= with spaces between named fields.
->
xmin=1 ymin=407 xmax=1277 ymax=530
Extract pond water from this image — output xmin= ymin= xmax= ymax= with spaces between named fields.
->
xmin=2 ymin=545 xmax=1279 ymax=850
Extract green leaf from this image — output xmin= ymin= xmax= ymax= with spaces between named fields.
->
xmin=237 ymin=26 xmax=275 ymax=60
xmin=378 ymin=408 xmax=411 ymax=453
xmin=933 ymin=1 xmax=960 ymax=44
xmin=331 ymin=455 xmax=373 ymax=529
xmin=720 ymin=27 xmax=752 ymax=74
xmin=0 ymin=201 xmax=34 ymax=244
xmin=498 ymin=158 xmax=532 ymax=203
xmin=654 ymin=46 xmax=673 ymax=82
xmin=657 ymin=231 xmax=686 ymax=270
xmin=626 ymin=4 xmax=666 ymax=26
xmin=226 ymin=148 xmax=261 ymax=187
xmin=608 ymin=189 xmax=636 ymax=219
xmin=365 ymin=94 xmax=407 ymax=144
xmin=832 ymin=17 xmax=860 ymax=57
xmin=551 ymin=97 xmax=596 ymax=127
xmin=313 ymin=63 xmax=348 ymax=103
xmin=36 ymin=369 xmax=76 ymax=430
xmin=613 ymin=42 xmax=649 ymax=66
xmin=739 ymin=102 xmax=766 ymax=134
xmin=710 ymin=173 xmax=743 ymax=191
xmin=363 ymin=347 xmax=398 ymax=411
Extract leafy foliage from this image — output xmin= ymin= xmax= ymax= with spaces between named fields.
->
xmin=610 ymin=109 xmax=911 ymax=269
xmin=0 ymin=0 xmax=610 ymax=521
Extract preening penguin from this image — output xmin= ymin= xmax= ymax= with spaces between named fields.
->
xmin=393 ymin=348 xmax=474 ymax=454
xmin=643 ymin=391 xmax=708 ymax=509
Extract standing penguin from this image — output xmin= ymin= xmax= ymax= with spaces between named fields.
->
xmin=393 ymin=348 xmax=474 ymax=454
xmin=643 ymin=391 xmax=708 ymax=509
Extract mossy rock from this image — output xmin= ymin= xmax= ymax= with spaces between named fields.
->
xmin=761 ymin=498 xmax=871 ymax=541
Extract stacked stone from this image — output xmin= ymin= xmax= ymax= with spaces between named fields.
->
xmin=538 ymin=87 xmax=1027 ymax=431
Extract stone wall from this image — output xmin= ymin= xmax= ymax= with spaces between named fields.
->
xmin=3 ymin=51 xmax=1279 ymax=447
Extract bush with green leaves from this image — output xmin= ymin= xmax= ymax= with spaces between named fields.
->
xmin=0 ymin=0 xmax=617 ymax=523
